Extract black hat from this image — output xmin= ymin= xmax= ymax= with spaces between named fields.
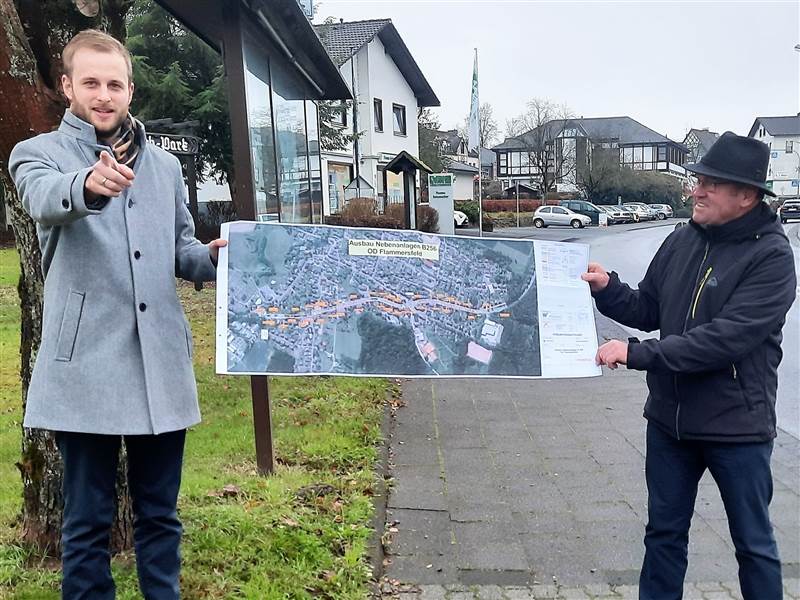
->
xmin=685 ymin=131 xmax=776 ymax=197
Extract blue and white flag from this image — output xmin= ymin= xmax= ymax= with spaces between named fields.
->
xmin=467 ymin=49 xmax=480 ymax=153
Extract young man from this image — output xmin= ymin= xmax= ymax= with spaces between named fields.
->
xmin=9 ymin=29 xmax=225 ymax=599
xmin=582 ymin=132 xmax=796 ymax=600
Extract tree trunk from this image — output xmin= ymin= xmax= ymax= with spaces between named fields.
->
xmin=0 ymin=0 xmax=133 ymax=557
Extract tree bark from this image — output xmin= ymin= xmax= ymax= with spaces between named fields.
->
xmin=0 ymin=0 xmax=133 ymax=557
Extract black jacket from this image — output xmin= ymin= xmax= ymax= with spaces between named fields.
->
xmin=594 ymin=202 xmax=797 ymax=442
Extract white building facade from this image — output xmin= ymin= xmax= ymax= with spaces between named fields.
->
xmin=749 ymin=115 xmax=800 ymax=200
xmin=314 ymin=19 xmax=439 ymax=215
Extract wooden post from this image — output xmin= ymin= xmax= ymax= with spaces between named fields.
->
xmin=185 ymin=156 xmax=199 ymax=227
xmin=221 ymin=0 xmax=274 ymax=474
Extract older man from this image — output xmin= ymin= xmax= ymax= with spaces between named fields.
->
xmin=10 ymin=29 xmax=225 ymax=599
xmin=582 ymin=132 xmax=796 ymax=599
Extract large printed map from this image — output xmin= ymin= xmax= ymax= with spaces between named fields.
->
xmin=216 ymin=222 xmax=600 ymax=378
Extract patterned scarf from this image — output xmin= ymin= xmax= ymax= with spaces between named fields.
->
xmin=105 ymin=114 xmax=141 ymax=167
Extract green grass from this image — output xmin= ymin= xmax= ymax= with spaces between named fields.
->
xmin=0 ymin=248 xmax=391 ymax=599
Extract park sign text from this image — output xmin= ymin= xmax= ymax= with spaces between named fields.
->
xmin=146 ymin=133 xmax=199 ymax=156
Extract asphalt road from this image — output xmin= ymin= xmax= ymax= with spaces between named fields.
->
xmin=458 ymin=219 xmax=800 ymax=439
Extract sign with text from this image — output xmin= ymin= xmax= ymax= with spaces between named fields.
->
xmin=146 ymin=133 xmax=199 ymax=156
xmin=428 ymin=173 xmax=455 ymax=235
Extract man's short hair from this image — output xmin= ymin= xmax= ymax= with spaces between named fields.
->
xmin=62 ymin=29 xmax=132 ymax=83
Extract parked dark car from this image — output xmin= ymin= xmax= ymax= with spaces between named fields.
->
xmin=559 ymin=200 xmax=603 ymax=225
xmin=779 ymin=200 xmax=800 ymax=223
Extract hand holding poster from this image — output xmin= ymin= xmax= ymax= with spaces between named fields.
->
xmin=215 ymin=222 xmax=601 ymax=379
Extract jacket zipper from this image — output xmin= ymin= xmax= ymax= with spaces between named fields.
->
xmin=731 ymin=363 xmax=754 ymax=411
xmin=691 ymin=267 xmax=714 ymax=319
xmin=676 ymin=241 xmax=710 ymax=439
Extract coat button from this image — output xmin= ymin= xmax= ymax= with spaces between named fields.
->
xmin=139 ymin=302 xmax=147 ymax=312
xmin=128 ymin=198 xmax=134 ymax=208
xmin=134 ymin=250 xmax=141 ymax=259
xmin=62 ymin=199 xmax=69 ymax=209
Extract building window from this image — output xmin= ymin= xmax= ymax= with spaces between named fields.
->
xmin=328 ymin=162 xmax=352 ymax=214
xmin=787 ymin=141 xmax=794 ymax=153
xmin=393 ymin=104 xmax=406 ymax=136
xmin=657 ymin=146 xmax=667 ymax=161
xmin=329 ymin=101 xmax=347 ymax=127
xmin=622 ymin=147 xmax=633 ymax=164
xmin=374 ymin=98 xmax=383 ymax=132
xmin=243 ymin=36 xmax=278 ymax=221
xmin=272 ymin=59 xmax=312 ymax=224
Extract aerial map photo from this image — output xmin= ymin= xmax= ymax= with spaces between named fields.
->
xmin=218 ymin=221 xmax=542 ymax=377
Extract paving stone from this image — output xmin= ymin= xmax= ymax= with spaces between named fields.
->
xmin=418 ymin=585 xmax=447 ymax=600
xmin=448 ymin=501 xmax=515 ymax=524
xmin=385 ymin=553 xmax=458 ymax=585
xmin=529 ymin=584 xmax=558 ymax=598
xmin=568 ymin=500 xmax=639 ymax=523
xmin=474 ymin=585 xmax=506 ymax=600
xmin=581 ymin=583 xmax=619 ymax=597
xmin=457 ymin=540 xmax=528 ymax=571
xmin=701 ymin=592 xmax=735 ymax=600
xmin=556 ymin=588 xmax=590 ymax=599
xmin=694 ymin=581 xmax=726 ymax=592
xmin=504 ymin=587 xmax=535 ymax=600
xmin=384 ymin=507 xmax=454 ymax=556
xmin=718 ymin=581 xmax=744 ymax=600
xmin=449 ymin=592 xmax=477 ymax=600
xmin=611 ymin=585 xmax=638 ymax=599
xmin=785 ymin=578 xmax=800 ymax=597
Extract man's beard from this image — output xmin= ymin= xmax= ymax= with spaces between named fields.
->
xmin=71 ymin=102 xmax=128 ymax=139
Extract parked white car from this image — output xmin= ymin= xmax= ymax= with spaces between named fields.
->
xmin=454 ymin=210 xmax=469 ymax=228
xmin=622 ymin=202 xmax=658 ymax=221
xmin=648 ymin=204 xmax=674 ymax=220
xmin=533 ymin=206 xmax=592 ymax=229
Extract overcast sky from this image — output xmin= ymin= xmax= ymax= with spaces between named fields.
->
xmin=314 ymin=1 xmax=799 ymax=146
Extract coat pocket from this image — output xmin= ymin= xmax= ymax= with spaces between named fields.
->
xmin=55 ymin=290 xmax=85 ymax=362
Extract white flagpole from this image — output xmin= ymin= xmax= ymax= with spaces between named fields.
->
xmin=478 ymin=130 xmax=483 ymax=237
xmin=475 ymin=49 xmax=483 ymax=238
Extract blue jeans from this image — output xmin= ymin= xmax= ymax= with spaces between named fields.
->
xmin=56 ymin=430 xmax=186 ymax=600
xmin=639 ymin=423 xmax=782 ymax=600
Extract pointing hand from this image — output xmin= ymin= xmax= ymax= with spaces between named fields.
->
xmin=85 ymin=150 xmax=135 ymax=200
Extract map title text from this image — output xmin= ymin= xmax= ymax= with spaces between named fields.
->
xmin=348 ymin=239 xmax=440 ymax=261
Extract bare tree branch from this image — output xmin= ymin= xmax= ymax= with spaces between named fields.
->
xmin=506 ymin=97 xmax=575 ymax=194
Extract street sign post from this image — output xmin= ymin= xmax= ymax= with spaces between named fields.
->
xmin=428 ymin=173 xmax=455 ymax=235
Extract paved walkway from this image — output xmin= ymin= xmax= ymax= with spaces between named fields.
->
xmin=380 ymin=315 xmax=800 ymax=599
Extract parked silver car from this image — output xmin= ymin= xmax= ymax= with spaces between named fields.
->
xmin=648 ymin=204 xmax=674 ymax=220
xmin=622 ymin=202 xmax=658 ymax=221
xmin=533 ymin=206 xmax=592 ymax=229
xmin=598 ymin=205 xmax=636 ymax=224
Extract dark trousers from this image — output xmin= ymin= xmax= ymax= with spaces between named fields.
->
xmin=639 ymin=423 xmax=782 ymax=600
xmin=56 ymin=429 xmax=186 ymax=600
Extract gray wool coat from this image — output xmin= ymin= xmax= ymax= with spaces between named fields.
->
xmin=10 ymin=110 xmax=216 ymax=435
